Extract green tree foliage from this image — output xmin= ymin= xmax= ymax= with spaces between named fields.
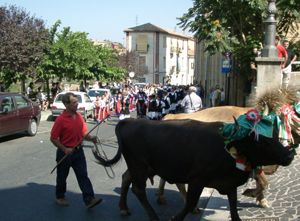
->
xmin=0 ymin=5 xmax=49 ymax=88
xmin=38 ymin=21 xmax=126 ymax=85
xmin=178 ymin=0 xmax=300 ymax=75
xmin=92 ymin=45 xmax=126 ymax=82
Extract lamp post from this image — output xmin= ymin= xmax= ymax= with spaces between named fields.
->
xmin=253 ymin=0 xmax=282 ymax=98
xmin=261 ymin=0 xmax=277 ymax=57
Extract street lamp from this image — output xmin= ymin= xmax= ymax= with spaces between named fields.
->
xmin=261 ymin=0 xmax=277 ymax=57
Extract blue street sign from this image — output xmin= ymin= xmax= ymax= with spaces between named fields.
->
xmin=221 ymin=58 xmax=231 ymax=74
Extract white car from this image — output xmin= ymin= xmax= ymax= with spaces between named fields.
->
xmin=87 ymin=88 xmax=114 ymax=110
xmin=87 ymin=88 xmax=111 ymax=102
xmin=51 ymin=91 xmax=94 ymax=120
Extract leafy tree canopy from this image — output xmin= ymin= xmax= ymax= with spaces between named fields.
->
xmin=38 ymin=21 xmax=126 ymax=84
xmin=0 ymin=5 xmax=49 ymax=87
xmin=178 ymin=0 xmax=300 ymax=76
xmin=179 ymin=0 xmax=300 ymax=55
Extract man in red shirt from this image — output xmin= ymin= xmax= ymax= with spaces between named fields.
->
xmin=50 ymin=92 xmax=101 ymax=209
xmin=275 ymin=36 xmax=288 ymax=69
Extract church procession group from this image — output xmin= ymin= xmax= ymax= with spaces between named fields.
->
xmin=90 ymin=83 xmax=205 ymax=122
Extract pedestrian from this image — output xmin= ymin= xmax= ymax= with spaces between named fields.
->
xmin=50 ymin=92 xmax=102 ymax=209
xmin=180 ymin=86 xmax=202 ymax=113
xmin=147 ymin=94 xmax=159 ymax=120
xmin=275 ymin=36 xmax=288 ymax=69
xmin=93 ymin=95 xmax=101 ymax=121
xmin=27 ymin=82 xmax=34 ymax=98
xmin=56 ymin=82 xmax=62 ymax=93
xmin=136 ymin=87 xmax=147 ymax=118
xmin=220 ymin=88 xmax=225 ymax=105
xmin=161 ymin=90 xmax=171 ymax=117
xmin=114 ymin=91 xmax=123 ymax=116
xmin=282 ymin=39 xmax=298 ymax=74
xmin=36 ymin=86 xmax=44 ymax=110
xmin=208 ymin=87 xmax=215 ymax=107
xmin=51 ymin=82 xmax=58 ymax=101
xmin=79 ymin=81 xmax=86 ymax=92
xmin=212 ymin=85 xmax=222 ymax=107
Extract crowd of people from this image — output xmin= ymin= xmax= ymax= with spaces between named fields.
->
xmin=90 ymin=82 xmax=226 ymax=122
xmin=23 ymin=76 xmax=228 ymax=121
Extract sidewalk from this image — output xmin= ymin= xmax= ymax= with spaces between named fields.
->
xmin=40 ymin=109 xmax=52 ymax=121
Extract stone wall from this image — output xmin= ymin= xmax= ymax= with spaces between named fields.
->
xmin=288 ymin=72 xmax=300 ymax=89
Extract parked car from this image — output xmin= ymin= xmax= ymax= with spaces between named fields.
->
xmin=87 ymin=88 xmax=111 ymax=102
xmin=51 ymin=91 xmax=94 ymax=120
xmin=87 ymin=88 xmax=114 ymax=109
xmin=0 ymin=92 xmax=41 ymax=138
xmin=134 ymin=82 xmax=147 ymax=89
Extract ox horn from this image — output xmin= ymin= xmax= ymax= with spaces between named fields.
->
xmin=233 ymin=116 xmax=238 ymax=125
xmin=263 ymin=103 xmax=269 ymax=116
xmin=233 ymin=116 xmax=240 ymax=133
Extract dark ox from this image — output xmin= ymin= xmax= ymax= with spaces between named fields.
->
xmin=160 ymin=106 xmax=300 ymax=208
xmin=92 ymin=118 xmax=294 ymax=221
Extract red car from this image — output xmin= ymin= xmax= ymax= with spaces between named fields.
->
xmin=0 ymin=92 xmax=41 ymax=138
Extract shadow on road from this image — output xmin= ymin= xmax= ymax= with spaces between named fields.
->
xmin=0 ymin=182 xmax=207 ymax=221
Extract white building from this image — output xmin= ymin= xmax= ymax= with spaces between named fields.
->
xmin=124 ymin=23 xmax=195 ymax=85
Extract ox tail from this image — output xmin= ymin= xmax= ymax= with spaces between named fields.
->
xmin=92 ymin=122 xmax=123 ymax=167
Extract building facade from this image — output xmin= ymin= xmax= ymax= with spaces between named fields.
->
xmin=124 ymin=23 xmax=195 ymax=85
xmin=194 ymin=40 xmax=247 ymax=106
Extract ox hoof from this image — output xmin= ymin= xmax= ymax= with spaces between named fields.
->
xmin=242 ymin=188 xmax=258 ymax=198
xmin=156 ymin=196 xmax=167 ymax=205
xmin=257 ymin=198 xmax=270 ymax=208
xmin=120 ymin=209 xmax=131 ymax=216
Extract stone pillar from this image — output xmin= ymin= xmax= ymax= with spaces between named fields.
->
xmin=255 ymin=57 xmax=283 ymax=97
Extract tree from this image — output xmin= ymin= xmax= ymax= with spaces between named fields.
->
xmin=0 ymin=5 xmax=49 ymax=90
xmin=91 ymin=44 xmax=126 ymax=82
xmin=39 ymin=21 xmax=126 ymax=86
xmin=178 ymin=0 xmax=300 ymax=75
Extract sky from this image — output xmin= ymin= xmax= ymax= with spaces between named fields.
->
xmin=1 ymin=0 xmax=194 ymax=44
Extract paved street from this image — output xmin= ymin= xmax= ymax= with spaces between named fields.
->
xmin=0 ymin=115 xmax=207 ymax=221
xmin=1 ymin=112 xmax=300 ymax=221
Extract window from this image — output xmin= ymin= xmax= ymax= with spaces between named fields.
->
xmin=191 ymin=62 xmax=194 ymax=69
xmin=139 ymin=56 xmax=147 ymax=75
xmin=84 ymin=94 xmax=92 ymax=103
xmin=15 ymin=95 xmax=28 ymax=109
xmin=137 ymin=35 xmax=148 ymax=52
xmin=1 ymin=96 xmax=14 ymax=112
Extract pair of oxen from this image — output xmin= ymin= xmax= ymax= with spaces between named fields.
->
xmin=92 ymin=88 xmax=299 ymax=221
